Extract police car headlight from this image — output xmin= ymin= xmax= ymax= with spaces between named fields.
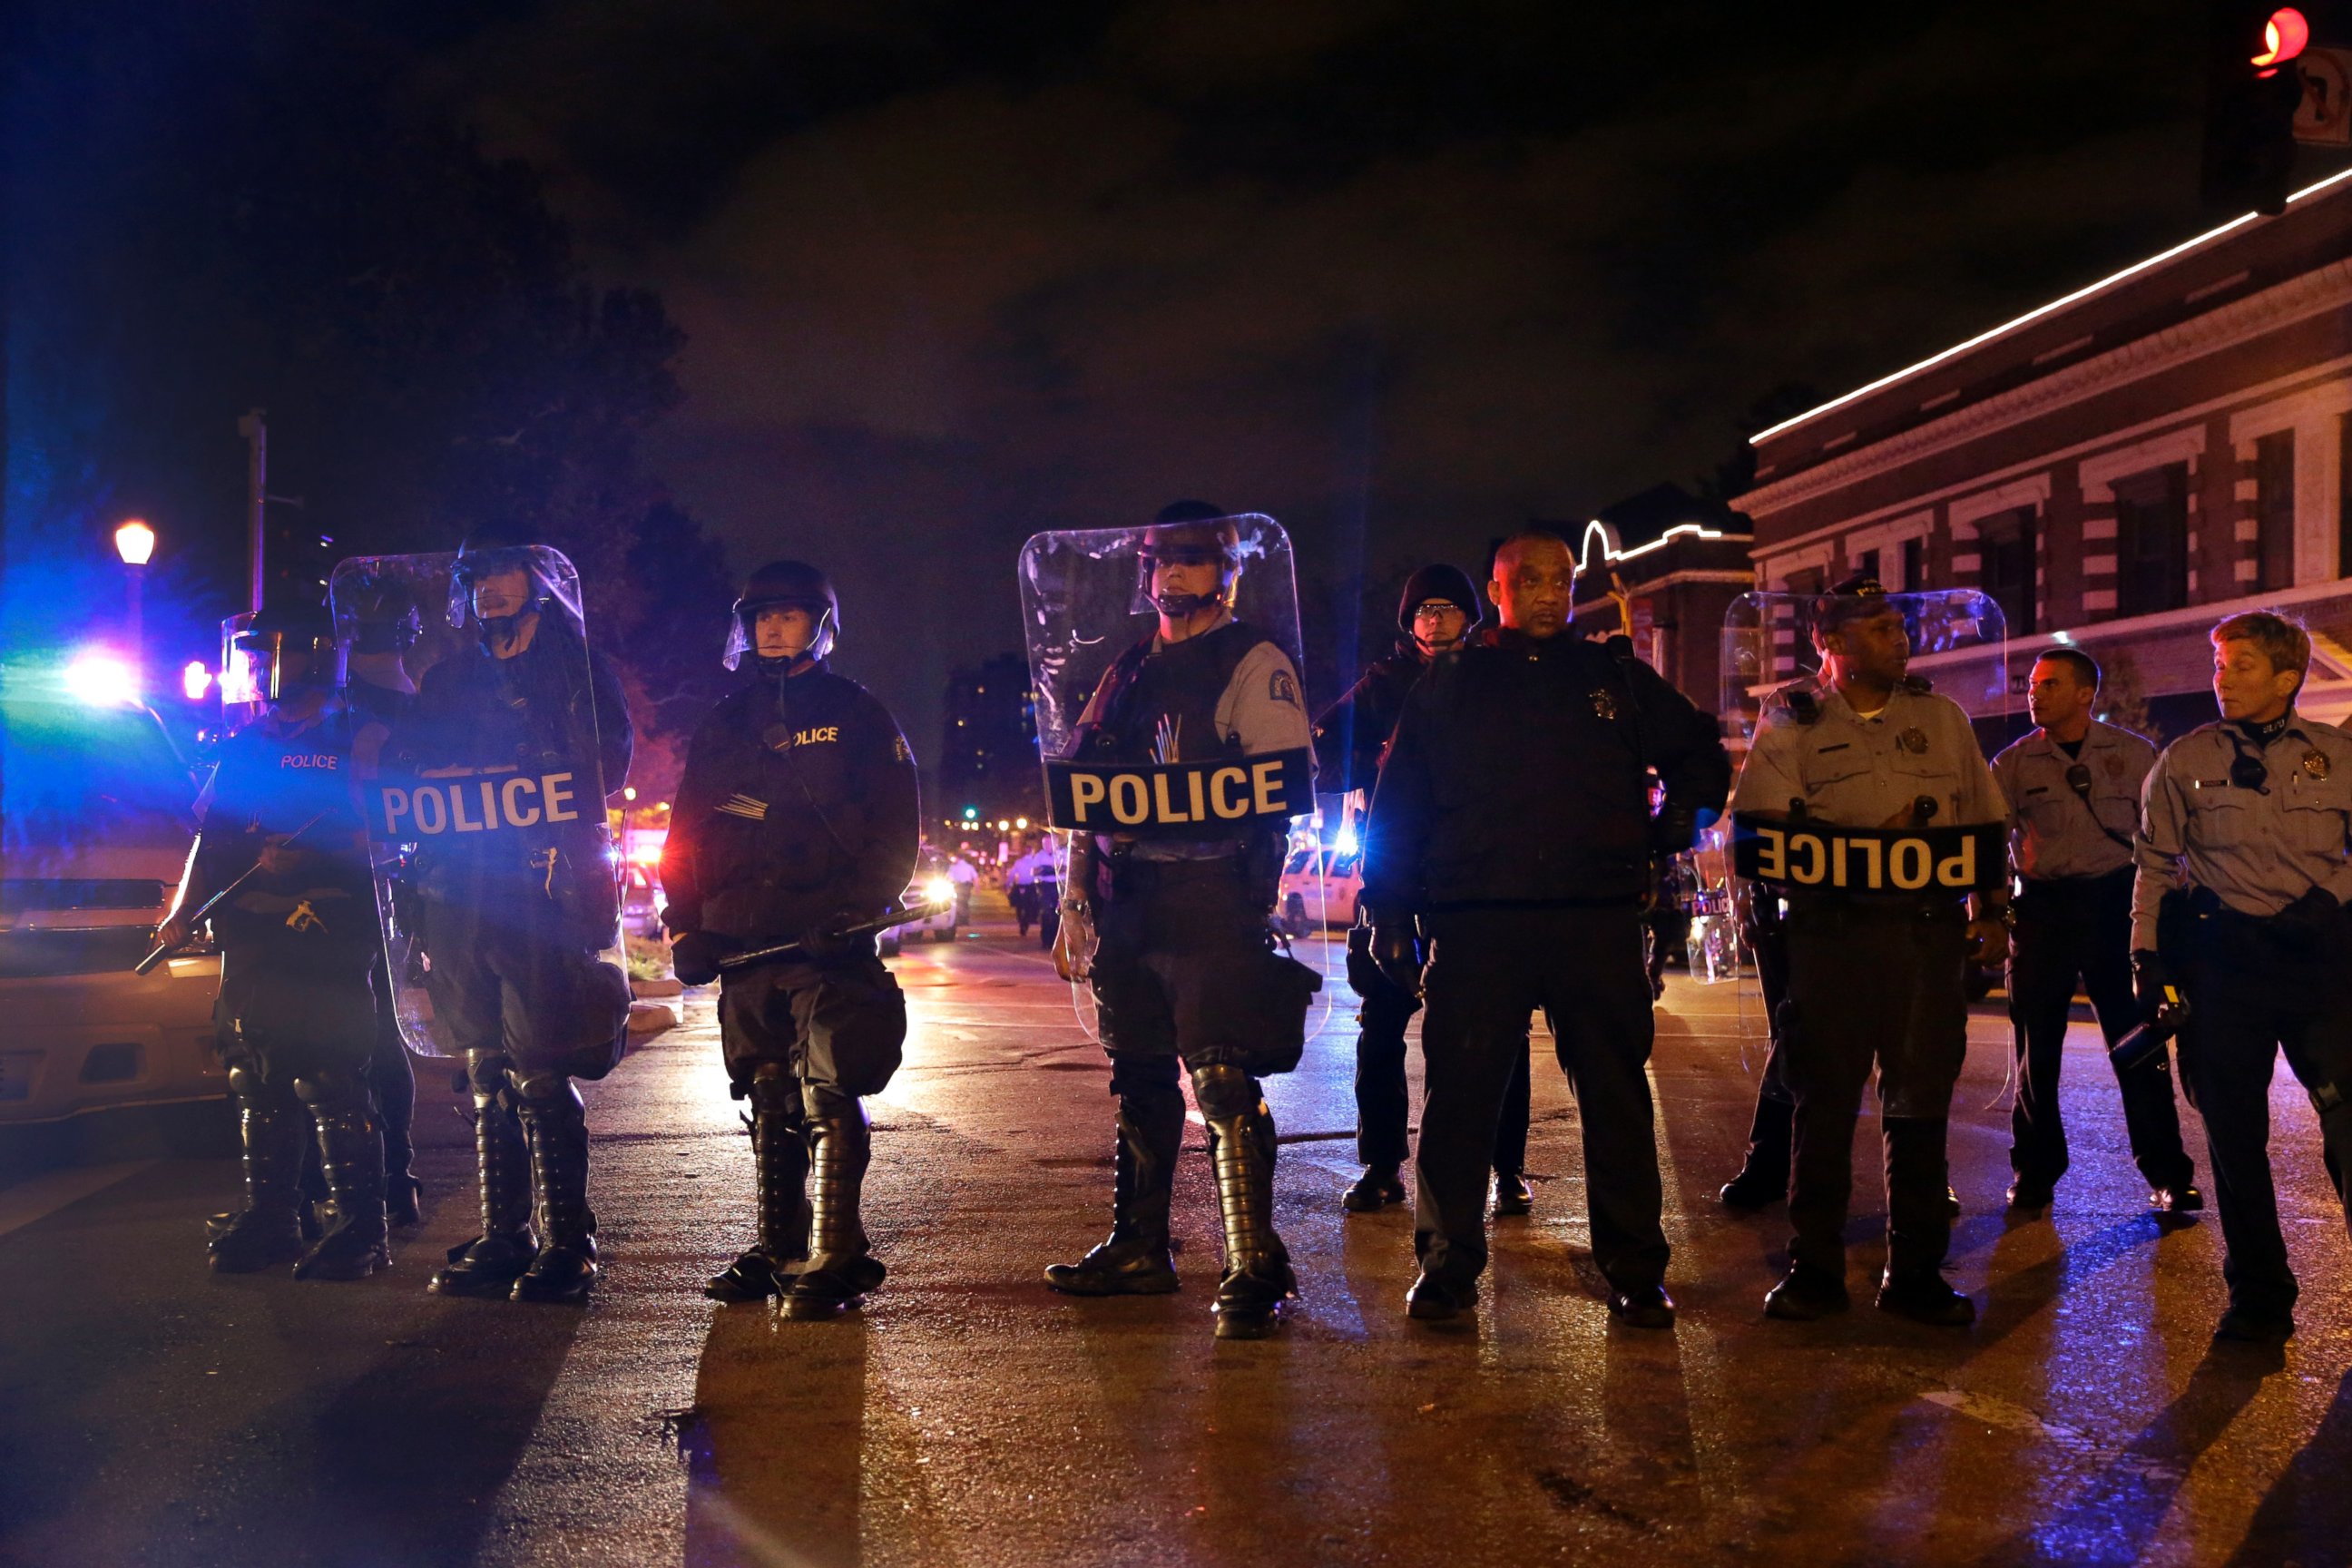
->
xmin=924 ymin=877 xmax=955 ymax=905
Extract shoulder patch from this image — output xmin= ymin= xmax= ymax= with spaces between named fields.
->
xmin=1268 ymin=667 xmax=1300 ymax=708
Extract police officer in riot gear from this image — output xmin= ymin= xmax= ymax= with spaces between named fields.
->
xmin=1732 ymin=577 xmax=2007 ymax=1327
xmin=1044 ymin=501 xmax=1318 ymax=1340
xmin=662 ymin=561 xmax=921 ymax=1317
xmin=2134 ymin=612 xmax=2352 ymax=1344
xmin=1993 ymin=648 xmax=2196 ymax=1216
xmin=1315 ymin=564 xmax=1534 ymax=1217
xmin=394 ymin=523 xmax=633 ymax=1303
xmin=1363 ymin=531 xmax=1730 ymax=1328
xmin=158 ymin=604 xmax=390 ymax=1280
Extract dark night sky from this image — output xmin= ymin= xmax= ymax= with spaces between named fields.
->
xmin=45 ymin=1 xmax=2232 ymax=760
xmin=400 ymin=0 xmax=2220 ymax=739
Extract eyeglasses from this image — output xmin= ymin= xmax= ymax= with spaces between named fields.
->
xmin=1413 ymin=602 xmax=1464 ymax=622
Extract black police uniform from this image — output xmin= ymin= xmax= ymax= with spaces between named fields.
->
xmin=2134 ymin=710 xmax=2352 ymax=1340
xmin=663 ymin=658 xmax=920 ymax=1313
xmin=1315 ymin=612 xmax=1532 ymax=1213
xmin=1364 ymin=625 xmax=1730 ymax=1320
xmin=343 ymin=669 xmax=421 ymax=1224
xmin=394 ymin=603 xmax=634 ymax=1303
xmin=194 ymin=701 xmax=390 ymax=1280
xmin=1044 ymin=612 xmax=1319 ymax=1339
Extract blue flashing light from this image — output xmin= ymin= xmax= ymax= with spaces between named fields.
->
xmin=962 ymin=805 xmax=979 ymax=820
xmin=1332 ymin=822 xmax=1361 ymax=857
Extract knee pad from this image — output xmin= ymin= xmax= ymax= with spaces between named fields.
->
xmin=464 ymin=1049 xmax=514 ymax=1104
xmin=745 ymin=1062 xmax=802 ymax=1120
xmin=1189 ymin=1063 xmax=1262 ymax=1122
xmin=1109 ymin=1053 xmax=1181 ymax=1104
xmin=506 ymin=1067 xmax=582 ymax=1112
xmin=224 ymin=1058 xmax=269 ymax=1099
xmin=2311 ymin=1079 xmax=2348 ymax=1118
xmin=292 ymin=1065 xmax=368 ymax=1112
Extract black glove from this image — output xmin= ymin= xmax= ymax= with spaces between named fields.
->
xmin=799 ymin=909 xmax=873 ymax=965
xmin=1369 ymin=918 xmax=1426 ymax=999
xmin=2131 ymin=950 xmax=2173 ymax=1029
xmin=670 ymin=930 xmax=728 ymax=986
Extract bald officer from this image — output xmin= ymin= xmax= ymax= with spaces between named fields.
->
xmin=1732 ymin=577 xmax=2008 ymax=1327
xmin=1991 ymin=648 xmax=2196 ymax=1216
xmin=2134 ymin=612 xmax=2352 ymax=1345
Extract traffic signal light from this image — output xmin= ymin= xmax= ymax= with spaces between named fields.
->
xmin=260 ymin=509 xmax=335 ymax=613
xmin=2204 ymin=5 xmax=2312 ymax=213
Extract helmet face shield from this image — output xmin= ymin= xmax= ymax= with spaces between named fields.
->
xmin=723 ymin=598 xmax=838 ymax=671
xmin=442 ymin=543 xmax=584 ymax=636
xmin=229 ymin=626 xmax=346 ymax=705
xmin=1132 ymin=518 xmax=1248 ymax=617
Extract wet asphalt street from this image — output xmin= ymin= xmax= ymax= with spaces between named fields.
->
xmin=4 ymin=902 xmax=2350 ymax=1568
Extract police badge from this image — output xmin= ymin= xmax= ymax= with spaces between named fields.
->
xmin=1897 ymin=727 xmax=1929 ymax=755
xmin=2303 ymin=748 xmax=2330 ymax=780
xmin=1592 ymin=688 xmax=1619 ymax=721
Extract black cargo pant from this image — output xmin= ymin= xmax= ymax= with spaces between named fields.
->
xmin=2176 ymin=906 xmax=2352 ymax=1318
xmin=417 ymin=893 xmax=631 ymax=1081
xmin=1413 ymin=905 xmax=1666 ymax=1293
xmin=1782 ymin=896 xmax=1969 ymax=1279
xmin=1354 ymin=984 xmax=1530 ymax=1174
xmin=2008 ymin=869 xmax=2191 ymax=1191
xmin=718 ymin=952 xmax=907 ymax=1117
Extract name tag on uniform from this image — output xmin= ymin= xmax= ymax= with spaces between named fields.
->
xmin=367 ymin=770 xmax=587 ymax=840
xmin=1731 ymin=814 xmax=2006 ymax=893
xmin=1044 ymin=749 xmax=1313 ymax=835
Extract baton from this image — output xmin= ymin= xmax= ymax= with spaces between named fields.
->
xmin=134 ymin=812 xmax=329 ymax=975
xmin=713 ymin=897 xmax=954 ymax=975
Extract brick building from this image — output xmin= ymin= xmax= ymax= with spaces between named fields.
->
xmin=1563 ymin=484 xmax=1754 ymax=714
xmin=1739 ymin=168 xmax=2352 ymax=745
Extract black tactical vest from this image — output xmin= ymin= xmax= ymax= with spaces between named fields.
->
xmin=1079 ymin=619 xmax=1267 ymax=766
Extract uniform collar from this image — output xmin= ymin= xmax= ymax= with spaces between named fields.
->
xmin=2025 ymin=720 xmax=2109 ymax=755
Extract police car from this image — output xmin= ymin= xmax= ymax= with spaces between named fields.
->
xmin=0 ymin=662 xmax=225 ymax=1128
xmin=877 ymin=846 xmax=959 ymax=956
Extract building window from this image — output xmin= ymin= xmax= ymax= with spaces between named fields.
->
xmin=1901 ymin=535 xmax=1926 ymax=592
xmin=2114 ymin=465 xmax=2190 ymax=617
xmin=1979 ymin=507 xmax=2035 ymax=635
xmin=2256 ymin=430 xmax=2296 ymax=592
xmin=2339 ymin=415 xmax=2352 ymax=580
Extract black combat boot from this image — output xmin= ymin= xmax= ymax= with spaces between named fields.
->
xmin=512 ymin=1081 xmax=598 ymax=1303
xmin=209 ymin=1063 xmax=309 ymax=1273
xmin=294 ymin=1075 xmax=392 ymax=1281
xmin=1044 ymin=1100 xmax=1183 ymax=1296
xmin=1492 ymin=1169 xmax=1534 ymax=1217
xmin=707 ymin=1079 xmax=810 ymax=1303
xmin=429 ymin=1081 xmax=537 ymax=1297
xmin=1720 ymin=1093 xmax=1794 ymax=1210
xmin=1878 ymin=1116 xmax=1975 ymax=1327
xmin=1196 ymin=1065 xmax=1296 ymax=1341
xmin=779 ymin=1107 xmax=887 ymax=1319
xmin=1342 ymin=1162 xmax=1406 ymax=1213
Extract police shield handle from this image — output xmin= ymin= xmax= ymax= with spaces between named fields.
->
xmin=1729 ymin=814 xmax=2006 ymax=895
xmin=1044 ymin=749 xmax=1315 ymax=836
xmin=1052 ymin=900 xmax=1096 ymax=983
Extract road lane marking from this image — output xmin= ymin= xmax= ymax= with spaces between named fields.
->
xmin=0 ymin=1161 xmax=157 ymax=1241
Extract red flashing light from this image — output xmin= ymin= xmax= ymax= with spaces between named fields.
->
xmin=2253 ymin=7 xmax=2309 ymax=75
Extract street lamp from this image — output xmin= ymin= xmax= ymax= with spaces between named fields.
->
xmin=114 ymin=519 xmax=155 ymax=685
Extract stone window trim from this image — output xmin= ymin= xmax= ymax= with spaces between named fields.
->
xmin=2078 ymin=428 xmax=2207 ymax=503
xmin=1946 ymin=475 xmax=2053 ymax=533
xmin=1758 ymin=542 xmax=1835 ymax=589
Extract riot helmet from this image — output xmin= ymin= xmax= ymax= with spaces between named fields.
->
xmin=726 ymin=559 xmax=839 ymax=673
xmin=226 ymin=601 xmax=346 ymax=706
xmin=449 ymin=519 xmax=558 ymax=638
xmin=1134 ymin=500 xmax=1246 ymax=619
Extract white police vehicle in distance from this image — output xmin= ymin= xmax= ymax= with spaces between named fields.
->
xmin=0 ymin=657 xmax=225 ymax=1130
xmin=877 ymin=846 xmax=958 ymax=957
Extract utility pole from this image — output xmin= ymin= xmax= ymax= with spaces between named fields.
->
xmin=237 ymin=408 xmax=266 ymax=612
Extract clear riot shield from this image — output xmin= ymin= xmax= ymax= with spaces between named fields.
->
xmin=218 ymin=611 xmax=265 ymax=733
xmin=1016 ymin=513 xmax=1332 ymax=1041
xmin=330 ymin=548 xmax=631 ymax=1062
xmin=1713 ymin=586 xmax=2010 ymax=1047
